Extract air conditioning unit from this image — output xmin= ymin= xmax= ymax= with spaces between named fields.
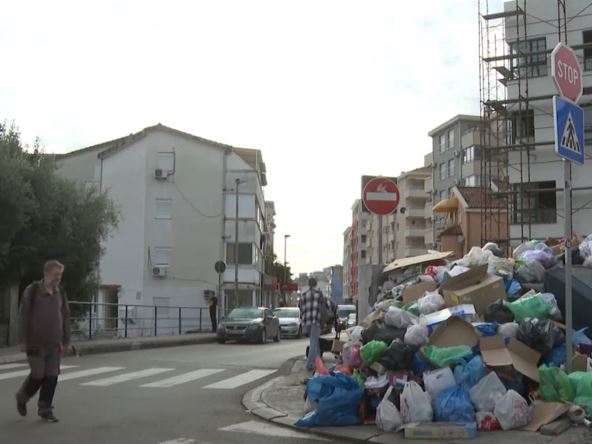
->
xmin=152 ymin=266 xmax=167 ymax=277
xmin=154 ymin=169 xmax=167 ymax=180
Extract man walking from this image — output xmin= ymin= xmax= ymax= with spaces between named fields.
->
xmin=299 ymin=278 xmax=329 ymax=371
xmin=208 ymin=294 xmax=218 ymax=332
xmin=16 ymin=260 xmax=70 ymax=423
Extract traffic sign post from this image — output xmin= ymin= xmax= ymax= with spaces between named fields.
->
xmin=551 ymin=42 xmax=584 ymax=373
xmin=362 ymin=177 xmax=400 ymax=265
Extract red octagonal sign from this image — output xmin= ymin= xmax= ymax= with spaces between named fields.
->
xmin=363 ymin=177 xmax=400 ymax=215
xmin=551 ymin=42 xmax=583 ymax=103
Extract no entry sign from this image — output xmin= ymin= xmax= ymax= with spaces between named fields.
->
xmin=362 ymin=177 xmax=400 ymax=215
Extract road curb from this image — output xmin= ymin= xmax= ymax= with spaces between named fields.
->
xmin=0 ymin=334 xmax=217 ymax=364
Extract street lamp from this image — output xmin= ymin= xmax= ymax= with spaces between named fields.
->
xmin=234 ymin=178 xmax=247 ymax=308
xmin=284 ymin=234 xmax=290 ymax=305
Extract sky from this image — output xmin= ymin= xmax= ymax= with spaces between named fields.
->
xmin=0 ymin=0 xmax=504 ymax=276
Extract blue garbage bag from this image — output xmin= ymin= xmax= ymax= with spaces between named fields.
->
xmin=411 ymin=350 xmax=434 ymax=375
xmin=475 ymin=323 xmax=499 ymax=337
xmin=503 ymin=275 xmax=522 ymax=300
xmin=295 ymin=372 xmax=363 ymax=427
xmin=434 ymin=384 xmax=476 ymax=423
xmin=573 ymin=328 xmax=592 ymax=347
xmin=543 ymin=344 xmax=567 ymax=368
xmin=454 ymin=355 xmax=488 ymax=390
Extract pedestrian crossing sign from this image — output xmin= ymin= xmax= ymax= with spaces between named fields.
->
xmin=553 ymin=95 xmax=585 ymax=165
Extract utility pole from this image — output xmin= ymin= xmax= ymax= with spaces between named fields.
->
xmin=234 ymin=178 xmax=240 ymax=308
xmin=284 ymin=234 xmax=290 ymax=305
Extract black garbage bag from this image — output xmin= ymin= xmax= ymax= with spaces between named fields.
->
xmin=484 ymin=300 xmax=515 ymax=324
xmin=516 ymin=317 xmax=565 ymax=355
xmin=379 ymin=341 xmax=416 ymax=371
xmin=361 ymin=323 xmax=406 ymax=345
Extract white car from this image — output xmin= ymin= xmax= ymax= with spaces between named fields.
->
xmin=273 ymin=307 xmax=302 ymax=338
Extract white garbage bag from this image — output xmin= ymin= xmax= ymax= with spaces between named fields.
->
xmin=498 ymin=322 xmax=519 ymax=338
xmin=404 ymin=323 xmax=429 ymax=347
xmin=469 ymin=372 xmax=507 ymax=412
xmin=400 ymin=381 xmax=433 ymax=423
xmin=385 ymin=306 xmax=418 ymax=329
xmin=417 ymin=290 xmax=445 ymax=315
xmin=494 ymin=389 xmax=531 ymax=430
xmin=423 ymin=368 xmax=456 ymax=403
xmin=376 ymin=386 xmax=403 ymax=432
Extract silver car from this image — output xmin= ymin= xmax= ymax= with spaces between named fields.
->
xmin=273 ymin=307 xmax=302 ymax=338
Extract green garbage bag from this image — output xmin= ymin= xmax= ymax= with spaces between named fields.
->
xmin=420 ymin=345 xmax=472 ymax=368
xmin=401 ymin=302 xmax=420 ymax=317
xmin=568 ymin=371 xmax=588 ymax=393
xmin=352 ymin=369 xmax=366 ymax=388
xmin=505 ymin=295 xmax=551 ymax=322
xmin=538 ymin=365 xmax=575 ymax=402
xmin=360 ymin=340 xmax=388 ymax=366
xmin=574 ymin=372 xmax=592 ymax=415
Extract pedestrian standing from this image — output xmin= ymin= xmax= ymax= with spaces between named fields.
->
xmin=16 ymin=260 xmax=70 ymax=423
xmin=209 ymin=294 xmax=218 ymax=332
xmin=299 ymin=278 xmax=329 ymax=371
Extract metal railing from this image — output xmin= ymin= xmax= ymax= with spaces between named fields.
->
xmin=68 ymin=301 xmax=223 ymax=341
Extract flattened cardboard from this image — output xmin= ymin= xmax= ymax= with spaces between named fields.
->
xmin=383 ymin=251 xmax=454 ymax=273
xmin=403 ymin=282 xmax=438 ymax=304
xmin=573 ymin=353 xmax=588 ymax=372
xmin=480 ymin=335 xmax=541 ymax=382
xmin=428 ymin=316 xmax=479 ymax=349
xmin=331 ymin=339 xmax=344 ymax=354
xmin=402 ymin=422 xmax=477 ymax=439
xmin=440 ymin=265 xmax=506 ymax=315
xmin=422 ymin=304 xmax=477 ymax=333
xmin=522 ymin=402 xmax=569 ymax=432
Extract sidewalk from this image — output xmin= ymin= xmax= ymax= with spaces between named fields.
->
xmin=243 ymin=357 xmax=592 ymax=444
xmin=0 ymin=333 xmax=217 ymax=364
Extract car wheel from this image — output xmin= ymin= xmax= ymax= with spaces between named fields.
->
xmin=273 ymin=328 xmax=280 ymax=343
xmin=259 ymin=328 xmax=267 ymax=344
xmin=297 ymin=326 xmax=302 ymax=339
xmin=217 ymin=338 xmax=225 ymax=344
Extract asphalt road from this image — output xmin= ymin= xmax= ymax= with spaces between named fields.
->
xmin=0 ymin=337 xmax=354 ymax=444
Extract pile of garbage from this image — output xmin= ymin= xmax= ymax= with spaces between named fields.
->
xmin=296 ymin=238 xmax=592 ymax=439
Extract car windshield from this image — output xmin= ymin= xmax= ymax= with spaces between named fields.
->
xmin=227 ymin=308 xmax=263 ymax=320
xmin=337 ymin=307 xmax=356 ymax=318
xmin=273 ymin=308 xmax=299 ymax=318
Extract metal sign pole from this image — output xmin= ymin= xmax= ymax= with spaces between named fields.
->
xmin=564 ymin=159 xmax=573 ymax=372
xmin=378 ymin=215 xmax=383 ymax=265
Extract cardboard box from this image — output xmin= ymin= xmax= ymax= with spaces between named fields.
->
xmin=522 ymin=402 xmax=569 ymax=432
xmin=440 ymin=264 xmax=506 ymax=316
xmin=402 ymin=422 xmax=477 ymax=439
xmin=331 ymin=339 xmax=344 ymax=354
xmin=422 ymin=304 xmax=477 ymax=334
xmin=402 ymin=282 xmax=438 ymax=304
xmin=429 ymin=316 xmax=479 ymax=349
xmin=480 ymin=335 xmax=541 ymax=382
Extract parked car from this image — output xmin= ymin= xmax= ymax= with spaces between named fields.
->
xmin=216 ymin=307 xmax=280 ymax=344
xmin=337 ymin=304 xmax=357 ymax=326
xmin=273 ymin=307 xmax=302 ymax=338
xmin=346 ymin=313 xmax=357 ymax=329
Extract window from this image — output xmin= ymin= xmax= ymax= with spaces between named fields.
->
xmin=513 ymin=181 xmax=557 ymax=224
xmin=584 ymin=30 xmax=592 ymax=71
xmin=439 ymin=190 xmax=448 ymax=202
xmin=463 ymin=175 xmax=481 ymax=187
xmin=511 ymin=109 xmax=535 ymax=143
xmin=509 ymin=37 xmax=547 ymax=78
xmin=439 ymin=163 xmax=446 ymax=181
xmin=153 ymin=247 xmax=171 ymax=267
xmin=439 ymin=134 xmax=446 ymax=153
xmin=155 ymin=198 xmax=172 ymax=219
xmin=226 ymin=243 xmax=254 ymax=264
xmin=361 ymin=235 xmax=367 ymax=243
xmin=584 ymin=105 xmax=592 ymax=143
xmin=157 ymin=152 xmax=175 ymax=172
xmin=447 ymin=129 xmax=455 ymax=149
xmin=463 ymin=146 xmax=475 ymax=164
xmin=447 ymin=159 xmax=455 ymax=178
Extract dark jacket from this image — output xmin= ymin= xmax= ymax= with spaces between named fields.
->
xmin=18 ymin=281 xmax=71 ymax=349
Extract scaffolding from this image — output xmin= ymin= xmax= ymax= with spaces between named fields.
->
xmin=478 ymin=0 xmax=592 ymax=252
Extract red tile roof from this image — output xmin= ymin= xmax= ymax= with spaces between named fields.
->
xmin=456 ymin=187 xmax=507 ymax=209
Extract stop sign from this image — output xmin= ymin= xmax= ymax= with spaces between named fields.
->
xmin=551 ymin=43 xmax=583 ymax=103
xmin=362 ymin=177 xmax=399 ymax=215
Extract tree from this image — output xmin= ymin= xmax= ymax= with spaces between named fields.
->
xmin=270 ymin=261 xmax=292 ymax=287
xmin=0 ymin=121 xmax=119 ymax=302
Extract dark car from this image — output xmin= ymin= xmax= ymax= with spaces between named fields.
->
xmin=216 ymin=307 xmax=280 ymax=344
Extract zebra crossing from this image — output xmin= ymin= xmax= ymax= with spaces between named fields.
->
xmin=0 ymin=363 xmax=275 ymax=391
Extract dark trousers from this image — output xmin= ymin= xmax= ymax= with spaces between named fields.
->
xmin=17 ymin=349 xmax=60 ymax=413
xmin=209 ymin=307 xmax=217 ymax=332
